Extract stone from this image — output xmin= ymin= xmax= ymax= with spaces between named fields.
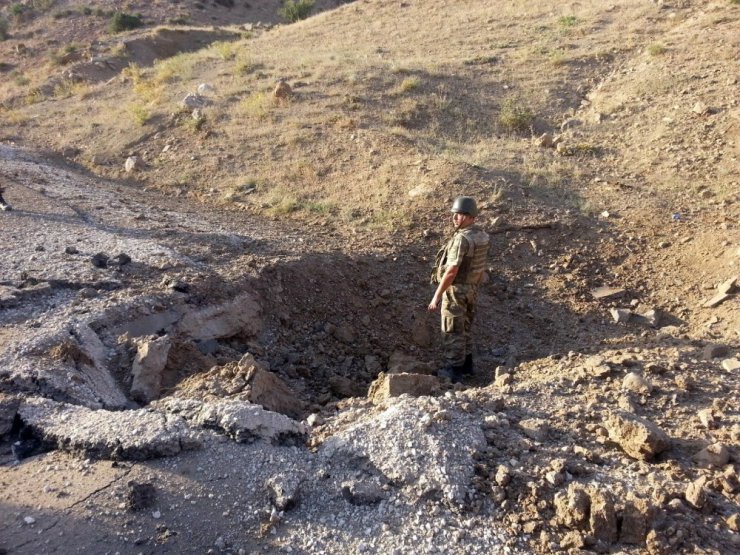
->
xmin=554 ymin=483 xmax=590 ymax=529
xmin=176 ymin=292 xmax=261 ymax=341
xmin=561 ymin=118 xmax=583 ymax=130
xmin=692 ymin=101 xmax=709 ymax=115
xmin=637 ymin=308 xmax=661 ymax=327
xmin=697 ymin=408 xmax=715 ymax=428
xmin=157 ymin=398 xmax=307 ymax=444
xmin=685 ymin=476 xmax=708 ymax=509
xmin=0 ymin=393 xmax=19 ymax=437
xmin=610 ymin=308 xmax=631 ymax=323
xmin=180 ymin=93 xmax=209 ymax=109
xmin=518 ymin=418 xmax=548 ymax=441
xmin=622 ymin=372 xmax=653 ymax=395
xmin=692 ymin=443 xmax=730 ymax=468
xmin=589 ymin=488 xmax=618 ymax=543
xmin=559 ymin=530 xmax=584 ymax=549
xmin=64 ymin=246 xmax=79 ymax=255
xmin=702 ymin=292 xmax=730 ymax=308
xmin=717 ymin=275 xmax=738 ymax=295
xmin=130 ymin=335 xmax=172 ymax=404
xmin=245 ymin=366 xmax=305 ymax=419
xmin=584 ymin=356 xmax=611 ymax=378
xmin=306 ymin=413 xmax=323 ymax=427
xmin=364 ymin=355 xmax=382 ymax=376
xmin=91 ymin=252 xmax=109 ymax=268
xmin=591 ymin=286 xmax=626 ymax=300
xmin=333 ymin=322 xmax=355 ymax=343
xmin=721 ymin=358 xmax=740 ymax=371
xmin=536 ymin=133 xmax=554 ymax=148
xmin=124 ymin=156 xmax=145 ymax=173
xmin=341 ymin=479 xmax=387 ymax=505
xmin=367 ymin=372 xmax=440 ymax=404
xmin=604 ymin=411 xmax=670 ymax=461
xmin=386 ymin=351 xmax=435 ymax=375
xmin=329 ymin=373 xmax=363 ymax=398
xmin=19 ymin=397 xmax=200 ymax=460
xmin=702 ymin=343 xmax=729 ymax=360
xmin=619 ymin=497 xmax=653 ymax=544
xmin=727 ymin=513 xmax=740 ymax=532
xmin=273 ymin=80 xmax=292 ymax=99
xmin=197 ymin=83 xmax=215 ymax=95
xmin=110 ymin=253 xmax=132 ymax=266
xmin=266 ymin=473 xmax=304 ymax=511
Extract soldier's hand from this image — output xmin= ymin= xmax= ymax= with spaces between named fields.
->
xmin=428 ymin=298 xmax=439 ymax=311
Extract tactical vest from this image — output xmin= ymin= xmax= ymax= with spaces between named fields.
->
xmin=434 ymin=225 xmax=490 ymax=286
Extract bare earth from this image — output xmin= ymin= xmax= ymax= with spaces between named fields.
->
xmin=0 ymin=1 xmax=738 ymax=554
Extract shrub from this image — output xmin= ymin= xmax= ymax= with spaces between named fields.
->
xmin=279 ymin=0 xmax=314 ymax=22
xmin=0 ymin=17 xmax=8 ymax=41
xmin=10 ymin=4 xmax=27 ymax=18
xmin=398 ymin=76 xmax=421 ymax=93
xmin=647 ymin=43 xmax=666 ymax=56
xmin=109 ymin=12 xmax=142 ymax=33
xmin=498 ymin=96 xmax=534 ymax=132
xmin=128 ymin=103 xmax=150 ymax=126
xmin=558 ymin=15 xmax=578 ymax=28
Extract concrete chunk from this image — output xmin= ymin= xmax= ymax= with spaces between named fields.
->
xmin=368 ymin=372 xmax=440 ymax=404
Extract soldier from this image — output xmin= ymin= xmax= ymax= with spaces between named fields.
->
xmin=0 ymin=185 xmax=11 ymax=211
xmin=428 ymin=196 xmax=490 ymax=382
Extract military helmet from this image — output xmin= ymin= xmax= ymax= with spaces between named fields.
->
xmin=450 ymin=196 xmax=478 ymax=216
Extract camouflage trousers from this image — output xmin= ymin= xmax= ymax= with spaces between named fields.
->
xmin=440 ymin=284 xmax=479 ymax=367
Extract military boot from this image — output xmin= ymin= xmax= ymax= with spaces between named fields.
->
xmin=461 ymin=354 xmax=474 ymax=375
xmin=438 ymin=364 xmax=465 ymax=383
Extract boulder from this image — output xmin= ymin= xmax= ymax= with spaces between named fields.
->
xmin=367 ymin=372 xmax=440 ymax=404
xmin=130 ymin=335 xmax=172 ymax=404
xmin=604 ymin=411 xmax=670 ymax=461
xmin=692 ymin=443 xmax=730 ymax=468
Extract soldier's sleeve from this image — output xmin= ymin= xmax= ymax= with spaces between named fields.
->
xmin=447 ymin=234 xmax=469 ymax=268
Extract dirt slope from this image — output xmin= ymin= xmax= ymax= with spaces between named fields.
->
xmin=0 ymin=0 xmax=739 ymax=554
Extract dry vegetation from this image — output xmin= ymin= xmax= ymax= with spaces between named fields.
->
xmin=0 ymin=0 xmax=739 ymax=553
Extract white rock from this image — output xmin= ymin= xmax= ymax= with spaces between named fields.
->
xmin=23 ymin=516 xmax=36 ymax=525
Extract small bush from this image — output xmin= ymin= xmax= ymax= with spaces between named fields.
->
xmin=647 ymin=43 xmax=666 ymax=56
xmin=10 ymin=4 xmax=27 ymax=18
xmin=558 ymin=15 xmax=578 ymax=28
xmin=398 ymin=76 xmax=421 ymax=93
xmin=498 ymin=96 xmax=534 ymax=132
xmin=128 ymin=103 xmax=150 ymax=126
xmin=109 ymin=12 xmax=142 ymax=34
xmin=278 ymin=0 xmax=314 ymax=23
xmin=0 ymin=17 xmax=8 ymax=41
xmin=241 ymin=91 xmax=272 ymax=118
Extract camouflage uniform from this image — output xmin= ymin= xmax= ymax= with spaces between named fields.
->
xmin=433 ymin=225 xmax=490 ymax=367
